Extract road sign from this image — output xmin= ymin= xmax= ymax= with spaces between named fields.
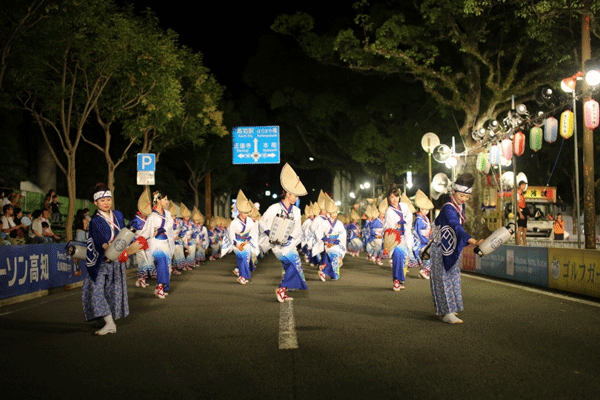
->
xmin=137 ymin=153 xmax=156 ymax=172
xmin=137 ymin=171 xmax=155 ymax=185
xmin=232 ymin=126 xmax=280 ymax=164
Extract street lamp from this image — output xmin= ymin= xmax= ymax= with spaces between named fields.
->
xmin=421 ymin=132 xmax=440 ymax=204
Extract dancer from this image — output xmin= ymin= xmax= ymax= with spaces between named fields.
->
xmin=82 ymin=183 xmax=129 ymax=335
xmin=131 ymin=188 xmax=155 ymax=288
xmin=346 ymin=208 xmax=363 ymax=257
xmin=383 ymin=184 xmax=411 ymax=291
xmin=222 ymin=190 xmax=258 ymax=284
xmin=413 ymin=190 xmax=434 ymax=280
xmin=192 ymin=207 xmax=209 ymax=266
xmin=138 ymin=190 xmax=175 ymax=299
xmin=178 ymin=203 xmax=195 ymax=272
xmin=260 ymin=163 xmax=308 ymax=302
xmin=316 ymin=198 xmax=347 ymax=281
xmin=429 ymin=173 xmax=482 ymax=324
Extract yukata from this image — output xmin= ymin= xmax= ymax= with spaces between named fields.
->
xmin=178 ymin=219 xmax=196 ymax=269
xmin=130 ymin=212 xmax=156 ymax=280
xmin=413 ymin=213 xmax=432 ymax=276
xmin=208 ymin=228 xmax=220 ymax=259
xmin=171 ymin=218 xmax=185 ymax=270
xmin=260 ymin=201 xmax=307 ymax=291
xmin=221 ymin=216 xmax=258 ymax=280
xmin=300 ymin=217 xmax=314 ymax=261
xmin=313 ymin=217 xmax=347 ymax=280
xmin=82 ymin=210 xmax=129 ymax=322
xmin=307 ymin=214 xmax=328 ymax=266
xmin=430 ymin=197 xmax=471 ymax=316
xmin=138 ymin=208 xmax=175 ymax=292
xmin=383 ymin=203 xmax=411 ymax=284
xmin=193 ymin=223 xmax=209 ymax=265
xmin=366 ymin=217 xmax=384 ymax=262
xmin=346 ymin=221 xmax=363 ymax=255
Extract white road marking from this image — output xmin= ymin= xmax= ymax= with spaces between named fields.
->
xmin=278 ymin=301 xmax=298 ymax=349
xmin=464 ymin=273 xmax=600 ymax=308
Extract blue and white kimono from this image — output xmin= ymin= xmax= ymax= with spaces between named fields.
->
xmin=130 ymin=212 xmax=156 ymax=280
xmin=138 ymin=208 xmax=175 ymax=291
xmin=307 ymin=214 xmax=328 ymax=266
xmin=259 ymin=201 xmax=307 ymax=291
xmin=366 ymin=217 xmax=384 ymax=260
xmin=430 ymin=196 xmax=471 ymax=315
xmin=346 ymin=221 xmax=363 ymax=253
xmin=383 ymin=203 xmax=410 ymax=283
xmin=413 ymin=213 xmax=432 ymax=273
xmin=178 ymin=219 xmax=196 ymax=269
xmin=315 ymin=217 xmax=347 ymax=280
xmin=172 ymin=218 xmax=185 ymax=269
xmin=222 ymin=216 xmax=258 ymax=280
xmin=208 ymin=227 xmax=220 ymax=259
xmin=193 ymin=223 xmax=209 ymax=264
xmin=300 ymin=217 xmax=314 ymax=259
xmin=82 ymin=210 xmax=129 ymax=322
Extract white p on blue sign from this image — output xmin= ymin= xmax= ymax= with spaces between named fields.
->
xmin=232 ymin=126 xmax=280 ymax=164
xmin=137 ymin=153 xmax=156 ymax=172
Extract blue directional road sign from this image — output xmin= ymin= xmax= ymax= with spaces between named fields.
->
xmin=232 ymin=126 xmax=280 ymax=165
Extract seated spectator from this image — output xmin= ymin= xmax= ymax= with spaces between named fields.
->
xmin=9 ymin=191 xmax=22 ymax=208
xmin=43 ymin=189 xmax=56 ymax=212
xmin=2 ymin=204 xmax=25 ymax=245
xmin=30 ymin=209 xmax=59 ymax=243
xmin=11 ymin=207 xmax=28 ymax=244
xmin=74 ymin=208 xmax=88 ymax=242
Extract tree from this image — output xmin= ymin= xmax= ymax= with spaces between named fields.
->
xmin=273 ymin=0 xmax=591 ymax=237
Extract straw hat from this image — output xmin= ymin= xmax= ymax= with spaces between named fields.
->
xmin=168 ymin=202 xmax=179 ymax=218
xmin=280 ymin=163 xmax=307 ymax=196
xmin=192 ymin=207 xmax=204 ymax=224
xmin=415 ymin=189 xmax=434 ymax=210
xmin=350 ymin=209 xmax=360 ymax=222
xmin=137 ymin=188 xmax=152 ymax=217
xmin=325 ymin=197 xmax=338 ymax=215
xmin=378 ymin=198 xmax=388 ymax=215
xmin=236 ymin=189 xmax=253 ymax=214
xmin=401 ymin=192 xmax=416 ymax=213
xmin=249 ymin=200 xmax=261 ymax=219
xmin=180 ymin=203 xmax=191 ymax=219
xmin=311 ymin=201 xmax=321 ymax=216
xmin=304 ymin=204 xmax=311 ymax=217
xmin=317 ymin=190 xmax=330 ymax=211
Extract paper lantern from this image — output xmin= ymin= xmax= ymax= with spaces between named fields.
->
xmin=476 ymin=152 xmax=488 ymax=172
xmin=501 ymin=138 xmax=513 ymax=160
xmin=513 ymin=131 xmax=525 ymax=156
xmin=560 ymin=110 xmax=574 ymax=139
xmin=584 ymin=99 xmax=600 ymax=130
xmin=544 ymin=116 xmax=558 ymax=143
xmin=489 ymin=144 xmax=500 ymax=166
xmin=529 ymin=126 xmax=543 ymax=152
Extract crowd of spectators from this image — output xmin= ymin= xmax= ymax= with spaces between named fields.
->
xmin=0 ymin=188 xmax=88 ymax=246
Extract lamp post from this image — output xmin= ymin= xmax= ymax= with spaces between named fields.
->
xmin=422 ymin=132 xmax=440 ymax=221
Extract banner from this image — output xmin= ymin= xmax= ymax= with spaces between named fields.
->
xmin=0 ymin=243 xmax=85 ymax=300
xmin=548 ymin=248 xmax=600 ymax=298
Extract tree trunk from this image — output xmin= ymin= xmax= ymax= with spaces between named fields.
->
xmin=65 ymin=156 xmax=76 ymax=241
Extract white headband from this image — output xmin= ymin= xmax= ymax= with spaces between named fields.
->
xmin=452 ymin=183 xmax=472 ymax=194
xmin=93 ymin=190 xmax=112 ymax=201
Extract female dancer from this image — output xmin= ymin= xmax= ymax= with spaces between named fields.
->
xmin=413 ymin=190 xmax=434 ymax=280
xmin=383 ymin=184 xmax=411 ymax=291
xmin=429 ymin=173 xmax=482 ymax=324
xmin=82 ymin=183 xmax=129 ymax=335
xmin=138 ymin=190 xmax=174 ymax=299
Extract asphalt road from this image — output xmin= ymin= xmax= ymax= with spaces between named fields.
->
xmin=1 ymin=252 xmax=599 ymax=400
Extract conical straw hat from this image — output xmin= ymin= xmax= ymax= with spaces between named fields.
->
xmin=304 ymin=204 xmax=311 ymax=217
xmin=236 ymin=189 xmax=253 ymax=214
xmin=401 ymin=192 xmax=416 ymax=213
xmin=180 ymin=203 xmax=191 ymax=219
xmin=192 ymin=207 xmax=204 ymax=224
xmin=280 ymin=163 xmax=307 ymax=196
xmin=415 ymin=189 xmax=434 ymax=210
xmin=168 ymin=202 xmax=178 ymax=218
xmin=137 ymin=188 xmax=152 ymax=217
xmin=350 ymin=209 xmax=360 ymax=221
xmin=325 ymin=197 xmax=338 ymax=214
xmin=317 ymin=190 xmax=330 ymax=211
xmin=378 ymin=198 xmax=388 ymax=215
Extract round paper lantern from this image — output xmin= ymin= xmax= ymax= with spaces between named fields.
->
xmin=544 ymin=116 xmax=558 ymax=143
xmin=489 ymin=144 xmax=500 ymax=166
xmin=476 ymin=152 xmax=488 ymax=172
xmin=501 ymin=138 xmax=513 ymax=160
xmin=560 ymin=110 xmax=574 ymax=139
xmin=513 ymin=131 xmax=526 ymax=156
xmin=529 ymin=126 xmax=543 ymax=152
xmin=584 ymin=99 xmax=600 ymax=129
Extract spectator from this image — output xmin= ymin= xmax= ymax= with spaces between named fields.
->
xmin=43 ymin=189 xmax=56 ymax=212
xmin=2 ymin=204 xmax=25 ymax=245
xmin=30 ymin=209 xmax=59 ymax=243
xmin=551 ymin=213 xmax=565 ymax=241
xmin=9 ymin=191 xmax=22 ymax=208
xmin=516 ymin=181 xmax=528 ymax=246
xmin=50 ymin=194 xmax=61 ymax=222
xmin=11 ymin=207 xmax=28 ymax=244
xmin=74 ymin=209 xmax=88 ymax=242
xmin=0 ymin=191 xmax=10 ymax=208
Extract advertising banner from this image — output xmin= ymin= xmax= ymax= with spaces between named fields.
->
xmin=0 ymin=243 xmax=85 ymax=300
xmin=548 ymin=248 xmax=600 ymax=298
